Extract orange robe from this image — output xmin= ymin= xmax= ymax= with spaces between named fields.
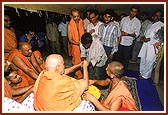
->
xmin=33 ymin=50 xmax=46 ymax=70
xmin=4 ymin=78 xmax=13 ymax=99
xmin=4 ymin=28 xmax=17 ymax=59
xmin=68 ymin=18 xmax=84 ymax=78
xmin=7 ymin=49 xmax=36 ymax=88
xmin=34 ymin=71 xmax=82 ymax=111
xmin=103 ymin=81 xmax=138 ymax=111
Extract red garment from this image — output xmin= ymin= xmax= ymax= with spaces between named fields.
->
xmin=7 ymin=49 xmax=36 ymax=88
xmin=4 ymin=28 xmax=17 ymax=59
xmin=68 ymin=18 xmax=84 ymax=78
xmin=33 ymin=50 xmax=46 ymax=70
xmin=4 ymin=78 xmax=12 ymax=99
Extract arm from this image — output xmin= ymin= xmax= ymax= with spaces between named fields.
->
xmin=14 ymin=86 xmax=34 ymax=103
xmin=67 ymin=24 xmax=80 ymax=45
xmin=31 ymin=54 xmax=42 ymax=73
xmin=82 ymin=92 xmax=109 ymax=111
xmin=12 ymin=56 xmax=39 ymax=79
xmin=64 ymin=62 xmax=83 ymax=75
xmin=12 ymin=85 xmax=33 ymax=96
xmin=83 ymin=92 xmax=122 ymax=111
xmin=94 ymin=78 xmax=111 ymax=86
xmin=78 ymin=60 xmax=89 ymax=95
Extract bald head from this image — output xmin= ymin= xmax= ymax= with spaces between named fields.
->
xmin=108 ymin=61 xmax=124 ymax=78
xmin=19 ymin=42 xmax=32 ymax=57
xmin=45 ymin=54 xmax=64 ymax=73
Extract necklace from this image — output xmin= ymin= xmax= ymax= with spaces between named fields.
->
xmin=111 ymin=80 xmax=121 ymax=90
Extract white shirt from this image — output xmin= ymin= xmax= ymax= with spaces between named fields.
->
xmin=136 ymin=19 xmax=152 ymax=42
xmin=87 ymin=21 xmax=103 ymax=41
xmin=58 ymin=21 xmax=68 ymax=36
xmin=83 ymin=18 xmax=90 ymax=31
xmin=120 ymin=16 xmax=141 ymax=46
xmin=80 ymin=40 xmax=107 ymax=67
xmin=138 ymin=21 xmax=164 ymax=61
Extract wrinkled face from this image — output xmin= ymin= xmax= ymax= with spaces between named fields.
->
xmin=57 ymin=58 xmax=65 ymax=74
xmin=103 ymin=14 xmax=112 ymax=24
xmin=4 ymin=15 xmax=11 ymax=28
xmin=130 ymin=8 xmax=138 ymax=18
xmin=36 ymin=55 xmax=43 ymax=65
xmin=21 ymin=44 xmax=32 ymax=57
xmin=89 ymin=13 xmax=98 ymax=24
xmin=72 ymin=11 xmax=80 ymax=23
xmin=8 ymin=71 xmax=22 ymax=84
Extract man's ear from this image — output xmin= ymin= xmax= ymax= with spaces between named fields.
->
xmin=111 ymin=17 xmax=114 ymax=21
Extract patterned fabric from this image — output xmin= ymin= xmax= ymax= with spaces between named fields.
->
xmin=73 ymin=100 xmax=95 ymax=111
xmin=3 ymin=97 xmax=35 ymax=112
xmin=124 ymin=76 xmax=142 ymax=111
xmin=98 ymin=22 xmax=118 ymax=55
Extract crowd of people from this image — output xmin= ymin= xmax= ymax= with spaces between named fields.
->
xmin=3 ymin=5 xmax=164 ymax=111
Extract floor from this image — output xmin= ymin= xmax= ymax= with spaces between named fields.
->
xmin=42 ymin=49 xmax=164 ymax=110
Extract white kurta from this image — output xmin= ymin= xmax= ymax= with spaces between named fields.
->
xmin=138 ymin=21 xmax=164 ymax=79
xmin=80 ymin=40 xmax=107 ymax=67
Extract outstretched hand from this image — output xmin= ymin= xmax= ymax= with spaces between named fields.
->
xmin=82 ymin=92 xmax=97 ymax=103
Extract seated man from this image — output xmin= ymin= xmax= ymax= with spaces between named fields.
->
xmin=34 ymin=54 xmax=94 ymax=111
xmin=82 ymin=61 xmax=138 ymax=111
xmin=4 ymin=71 xmax=33 ymax=103
xmin=80 ymin=33 xmax=107 ymax=80
xmin=33 ymin=50 xmax=46 ymax=70
xmin=7 ymin=42 xmax=41 ymax=88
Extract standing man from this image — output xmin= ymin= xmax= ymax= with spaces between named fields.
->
xmin=58 ymin=16 xmax=69 ymax=55
xmin=98 ymin=9 xmax=118 ymax=64
xmin=87 ymin=9 xmax=103 ymax=42
xmin=138 ymin=11 xmax=164 ymax=79
xmin=68 ymin=8 xmax=84 ymax=79
xmin=46 ymin=17 xmax=60 ymax=54
xmin=83 ymin=9 xmax=91 ymax=32
xmin=4 ymin=15 xmax=17 ymax=59
xmin=118 ymin=5 xmax=141 ymax=69
xmin=130 ymin=12 xmax=152 ymax=63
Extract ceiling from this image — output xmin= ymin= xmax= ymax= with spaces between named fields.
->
xmin=4 ymin=3 xmax=165 ymax=15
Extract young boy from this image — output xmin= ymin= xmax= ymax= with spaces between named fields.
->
xmin=80 ymin=33 xmax=107 ymax=80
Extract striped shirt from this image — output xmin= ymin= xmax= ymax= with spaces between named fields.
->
xmin=98 ymin=22 xmax=118 ymax=55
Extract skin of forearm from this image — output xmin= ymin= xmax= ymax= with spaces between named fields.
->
xmin=64 ymin=64 xmax=81 ymax=74
xmin=12 ymin=85 xmax=33 ymax=96
xmin=15 ymin=88 xmax=33 ymax=103
xmin=26 ymin=69 xmax=38 ymax=79
xmin=83 ymin=66 xmax=89 ymax=85
xmin=95 ymin=79 xmax=110 ymax=86
xmin=92 ymin=98 xmax=109 ymax=111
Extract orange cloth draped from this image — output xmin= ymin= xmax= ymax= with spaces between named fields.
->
xmin=4 ymin=78 xmax=13 ymax=99
xmin=34 ymin=71 xmax=82 ymax=111
xmin=4 ymin=28 xmax=17 ymax=59
xmin=7 ymin=49 xmax=36 ymax=88
xmin=68 ymin=18 xmax=84 ymax=78
xmin=103 ymin=81 xmax=138 ymax=111
xmin=33 ymin=50 xmax=46 ymax=70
